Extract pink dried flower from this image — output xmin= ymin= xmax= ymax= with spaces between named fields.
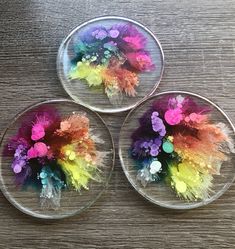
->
xmin=27 ymin=142 xmax=48 ymax=159
xmin=126 ymin=52 xmax=154 ymax=72
xmin=123 ymin=36 xmax=146 ymax=50
xmin=164 ymin=108 xmax=183 ymax=125
xmin=27 ymin=147 xmax=38 ymax=159
xmin=31 ymin=124 xmax=45 ymax=141
xmin=30 ymin=109 xmax=60 ymax=141
xmin=185 ymin=113 xmax=206 ymax=123
xmin=34 ymin=142 xmax=48 ymax=157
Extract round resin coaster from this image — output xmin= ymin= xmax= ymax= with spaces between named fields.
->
xmin=119 ymin=91 xmax=235 ymax=209
xmin=57 ymin=16 xmax=164 ymax=113
xmin=0 ymin=100 xmax=114 ymax=219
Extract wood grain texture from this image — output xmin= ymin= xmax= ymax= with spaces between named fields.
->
xmin=0 ymin=0 xmax=235 ymax=248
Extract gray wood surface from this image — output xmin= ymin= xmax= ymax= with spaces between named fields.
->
xmin=0 ymin=0 xmax=235 ymax=248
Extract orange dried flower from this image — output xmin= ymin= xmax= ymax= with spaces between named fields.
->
xmin=114 ymin=67 xmax=139 ymax=96
xmin=55 ymin=114 xmax=89 ymax=141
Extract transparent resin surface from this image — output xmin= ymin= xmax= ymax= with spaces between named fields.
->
xmin=57 ymin=16 xmax=164 ymax=113
xmin=119 ymin=92 xmax=235 ymax=209
xmin=0 ymin=100 xmax=114 ymax=219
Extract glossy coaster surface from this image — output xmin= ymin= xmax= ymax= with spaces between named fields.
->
xmin=57 ymin=16 xmax=164 ymax=113
xmin=0 ymin=100 xmax=114 ymax=219
xmin=119 ymin=91 xmax=235 ymax=209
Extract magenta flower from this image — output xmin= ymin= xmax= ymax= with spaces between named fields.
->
xmin=164 ymin=108 xmax=183 ymax=125
xmin=34 ymin=142 xmax=48 ymax=157
xmin=126 ymin=52 xmax=154 ymax=72
xmin=27 ymin=147 xmax=37 ymax=159
xmin=27 ymin=142 xmax=48 ymax=159
xmin=123 ymin=36 xmax=146 ymax=50
xmin=31 ymin=123 xmax=45 ymax=141
xmin=120 ymin=24 xmax=147 ymax=50
xmin=30 ymin=108 xmax=60 ymax=141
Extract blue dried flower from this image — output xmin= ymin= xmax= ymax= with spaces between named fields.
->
xmin=39 ymin=166 xmax=65 ymax=209
xmin=39 ymin=166 xmax=65 ymax=190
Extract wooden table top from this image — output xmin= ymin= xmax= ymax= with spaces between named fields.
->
xmin=0 ymin=0 xmax=235 ymax=248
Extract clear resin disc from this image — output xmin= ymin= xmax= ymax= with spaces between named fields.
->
xmin=119 ymin=91 xmax=235 ymax=209
xmin=57 ymin=16 xmax=164 ymax=113
xmin=0 ymin=100 xmax=114 ymax=219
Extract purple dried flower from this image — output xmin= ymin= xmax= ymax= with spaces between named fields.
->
xmin=150 ymin=144 xmax=159 ymax=156
xmin=95 ymin=29 xmax=108 ymax=40
xmin=91 ymin=29 xmax=99 ymax=37
xmin=12 ymin=159 xmax=26 ymax=174
xmin=142 ymin=141 xmax=149 ymax=149
xmin=149 ymin=138 xmax=162 ymax=156
xmin=132 ymin=140 xmax=143 ymax=156
xmin=11 ymin=144 xmax=31 ymax=185
xmin=151 ymin=112 xmax=166 ymax=136
xmin=76 ymin=25 xmax=106 ymax=44
xmin=109 ymin=24 xmax=147 ymax=52
xmin=12 ymin=144 xmax=28 ymax=173
xmin=15 ymin=166 xmax=32 ymax=186
xmin=91 ymin=28 xmax=108 ymax=40
xmin=132 ymin=137 xmax=162 ymax=158
xmin=7 ymin=137 xmax=29 ymax=153
xmin=109 ymin=29 xmax=119 ymax=38
xmin=154 ymin=137 xmax=162 ymax=147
